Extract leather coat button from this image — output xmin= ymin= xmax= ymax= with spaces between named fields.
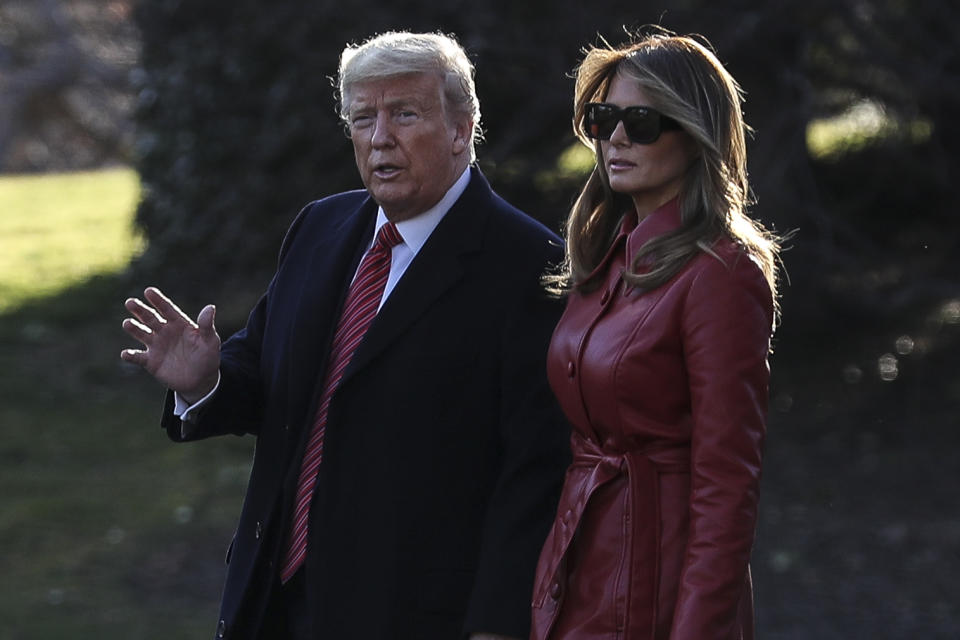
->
xmin=216 ymin=619 xmax=227 ymax=639
xmin=254 ymin=521 xmax=262 ymax=540
xmin=550 ymin=581 xmax=562 ymax=600
xmin=567 ymin=361 xmax=575 ymax=378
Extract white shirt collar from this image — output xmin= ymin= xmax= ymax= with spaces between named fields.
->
xmin=372 ymin=167 xmax=471 ymax=253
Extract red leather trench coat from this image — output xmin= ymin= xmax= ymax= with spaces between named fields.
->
xmin=531 ymin=199 xmax=774 ymax=640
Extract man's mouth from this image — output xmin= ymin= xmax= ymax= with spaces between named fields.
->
xmin=373 ymin=164 xmax=402 ymax=178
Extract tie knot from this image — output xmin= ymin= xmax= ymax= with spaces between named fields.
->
xmin=375 ymin=222 xmax=403 ymax=250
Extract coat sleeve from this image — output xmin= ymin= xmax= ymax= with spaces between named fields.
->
xmin=160 ymin=202 xmax=315 ymax=442
xmin=670 ymin=251 xmax=774 ymax=639
xmin=461 ymin=249 xmax=571 ymax=638
xmin=160 ymin=294 xmax=269 ymax=441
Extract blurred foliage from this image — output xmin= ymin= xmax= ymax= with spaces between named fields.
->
xmin=128 ymin=0 xmax=593 ymax=300
xmin=0 ymin=0 xmax=137 ymax=171
xmin=806 ymin=101 xmax=932 ymax=160
xmin=128 ymin=0 xmax=960 ymax=337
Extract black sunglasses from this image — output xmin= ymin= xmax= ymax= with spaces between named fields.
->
xmin=583 ymin=102 xmax=682 ymax=144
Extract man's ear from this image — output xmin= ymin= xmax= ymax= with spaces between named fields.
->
xmin=452 ymin=118 xmax=473 ymax=155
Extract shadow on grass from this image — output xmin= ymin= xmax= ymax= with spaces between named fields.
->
xmin=2 ymin=273 xmax=958 ymax=638
xmin=0 ymin=273 xmax=253 ymax=640
xmin=755 ymin=301 xmax=960 ymax=639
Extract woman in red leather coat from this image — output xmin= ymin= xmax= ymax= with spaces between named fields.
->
xmin=531 ymin=33 xmax=782 ymax=640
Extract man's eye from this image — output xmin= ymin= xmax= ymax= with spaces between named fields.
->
xmin=397 ymin=110 xmax=417 ymax=121
xmin=351 ymin=115 xmax=373 ymax=128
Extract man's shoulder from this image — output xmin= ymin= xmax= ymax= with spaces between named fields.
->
xmin=298 ymin=189 xmax=371 ymax=223
xmin=483 ymin=194 xmax=562 ymax=259
xmin=277 ymin=189 xmax=372 ymax=260
xmin=493 ymin=202 xmax=558 ymax=240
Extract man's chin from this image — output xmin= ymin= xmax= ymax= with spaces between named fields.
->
xmin=369 ymin=191 xmax=418 ymax=221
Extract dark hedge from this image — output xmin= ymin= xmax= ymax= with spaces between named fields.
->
xmin=130 ymin=0 xmax=959 ymax=339
xmin=128 ymin=0 xmax=600 ymax=301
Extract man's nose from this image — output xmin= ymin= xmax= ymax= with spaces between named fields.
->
xmin=371 ymin=112 xmax=396 ymax=148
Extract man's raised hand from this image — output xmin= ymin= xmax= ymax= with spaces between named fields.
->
xmin=120 ymin=287 xmax=221 ymax=403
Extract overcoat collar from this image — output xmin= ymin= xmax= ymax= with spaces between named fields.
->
xmin=624 ymin=197 xmax=682 ymax=268
xmin=578 ymin=197 xmax=683 ymax=287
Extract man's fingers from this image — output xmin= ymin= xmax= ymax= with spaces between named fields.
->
xmin=124 ymin=297 xmax=167 ymax=329
xmin=197 ymin=304 xmax=217 ymax=337
xmin=143 ymin=287 xmax=193 ymax=324
xmin=119 ymin=348 xmax=147 ymax=367
xmin=121 ymin=317 xmax=153 ymax=344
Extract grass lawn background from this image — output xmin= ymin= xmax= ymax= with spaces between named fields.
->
xmin=0 ymin=169 xmax=251 ymax=639
xmin=1 ymin=168 xmax=957 ymax=639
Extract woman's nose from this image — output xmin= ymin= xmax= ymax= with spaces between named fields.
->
xmin=608 ymin=119 xmax=630 ymax=146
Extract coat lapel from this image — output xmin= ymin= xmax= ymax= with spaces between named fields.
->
xmin=339 ymin=168 xmax=491 ymax=384
xmin=286 ymin=196 xmax=377 ymax=420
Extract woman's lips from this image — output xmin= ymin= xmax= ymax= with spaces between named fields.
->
xmin=608 ymin=158 xmax=636 ymax=171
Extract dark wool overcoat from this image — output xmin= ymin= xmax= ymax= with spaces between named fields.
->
xmin=162 ymin=168 xmax=570 ymax=640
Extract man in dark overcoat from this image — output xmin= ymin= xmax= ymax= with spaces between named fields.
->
xmin=121 ymin=31 xmax=569 ymax=640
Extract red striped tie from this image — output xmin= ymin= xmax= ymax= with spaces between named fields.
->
xmin=280 ymin=221 xmax=404 ymax=583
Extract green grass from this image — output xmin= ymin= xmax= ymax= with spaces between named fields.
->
xmin=0 ymin=169 xmax=252 ymax=639
xmin=5 ymin=168 xmax=956 ymax=639
xmin=0 ymin=168 xmax=145 ymax=313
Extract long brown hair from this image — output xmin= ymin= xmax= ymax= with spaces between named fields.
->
xmin=551 ymin=32 xmax=781 ymax=313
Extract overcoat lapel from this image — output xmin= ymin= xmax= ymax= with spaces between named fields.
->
xmin=286 ymin=196 xmax=378 ymax=421
xmin=340 ymin=169 xmax=491 ymax=384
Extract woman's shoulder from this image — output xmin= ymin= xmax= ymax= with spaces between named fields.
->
xmin=690 ymin=235 xmax=766 ymax=280
xmin=681 ymin=236 xmax=773 ymax=311
xmin=670 ymin=236 xmax=775 ymax=344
